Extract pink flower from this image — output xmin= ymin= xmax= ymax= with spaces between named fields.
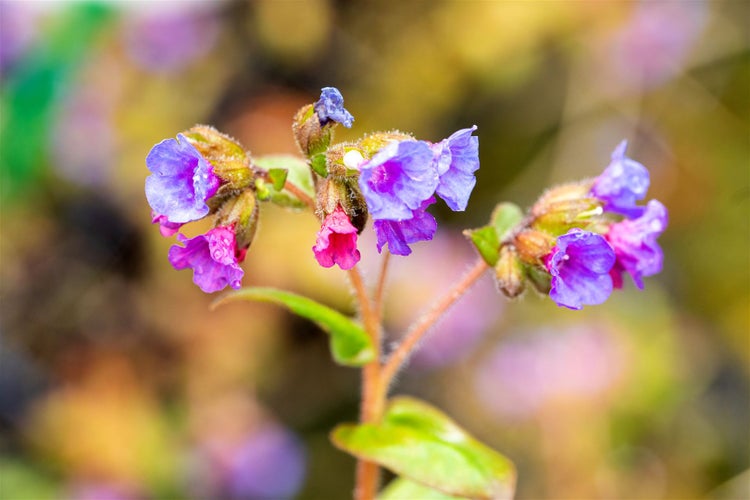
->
xmin=313 ymin=205 xmax=361 ymax=270
xmin=168 ymin=225 xmax=244 ymax=293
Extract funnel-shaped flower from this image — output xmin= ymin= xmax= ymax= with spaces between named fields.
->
xmin=607 ymin=199 xmax=668 ymax=288
xmin=432 ymin=125 xmax=479 ymax=211
xmin=374 ymin=197 xmax=437 ymax=256
xmin=591 ymin=140 xmax=649 ymax=218
xmin=358 ymin=140 xmax=438 ymax=221
xmin=168 ymin=226 xmax=243 ymax=293
xmin=313 ymin=205 xmax=361 ymax=270
xmin=145 ymin=133 xmax=220 ymax=223
xmin=546 ymin=229 xmax=616 ymax=310
xmin=314 ymin=87 xmax=354 ymax=128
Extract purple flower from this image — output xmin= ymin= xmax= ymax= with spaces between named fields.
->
xmin=314 ymin=87 xmax=354 ymax=128
xmin=168 ymin=226 xmax=244 ymax=293
xmin=545 ymin=229 xmax=616 ymax=310
xmin=313 ymin=205 xmax=361 ymax=270
xmin=431 ymin=126 xmax=479 ymax=211
xmin=591 ymin=140 xmax=650 ymax=218
xmin=606 ymin=199 xmax=668 ymax=289
xmin=145 ymin=133 xmax=221 ymax=224
xmin=358 ymin=140 xmax=438 ymax=220
xmin=374 ymin=197 xmax=437 ymax=256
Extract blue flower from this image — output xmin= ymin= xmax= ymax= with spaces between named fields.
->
xmin=358 ymin=140 xmax=438 ymax=220
xmin=432 ymin=126 xmax=479 ymax=211
xmin=374 ymin=197 xmax=437 ymax=256
xmin=591 ymin=140 xmax=650 ymax=218
xmin=545 ymin=229 xmax=616 ymax=310
xmin=168 ymin=226 xmax=244 ymax=293
xmin=314 ymin=87 xmax=354 ymax=128
xmin=145 ymin=133 xmax=220 ymax=224
xmin=606 ymin=199 xmax=668 ymax=289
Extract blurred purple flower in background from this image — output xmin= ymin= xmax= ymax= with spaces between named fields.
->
xmin=546 ymin=229 xmax=616 ymax=310
xmin=122 ymin=4 xmax=219 ymax=73
xmin=607 ymin=199 xmax=668 ymax=289
xmin=66 ymin=481 xmax=141 ymax=500
xmin=194 ymin=423 xmax=307 ymax=500
xmin=475 ymin=325 xmax=625 ymax=421
xmin=0 ymin=2 xmax=42 ymax=74
xmin=591 ymin=140 xmax=650 ymax=219
xmin=314 ymin=87 xmax=354 ymax=128
xmin=168 ymin=226 xmax=244 ymax=293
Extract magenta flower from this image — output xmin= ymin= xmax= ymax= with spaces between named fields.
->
xmin=591 ymin=140 xmax=650 ymax=218
xmin=606 ymin=199 xmax=668 ymax=289
xmin=313 ymin=205 xmax=361 ymax=270
xmin=358 ymin=140 xmax=438 ymax=220
xmin=145 ymin=133 xmax=221 ymax=224
xmin=151 ymin=212 xmax=183 ymax=237
xmin=546 ymin=229 xmax=616 ymax=310
xmin=168 ymin=226 xmax=244 ymax=293
xmin=374 ymin=197 xmax=437 ymax=256
xmin=314 ymin=87 xmax=354 ymax=128
xmin=432 ymin=125 xmax=479 ymax=211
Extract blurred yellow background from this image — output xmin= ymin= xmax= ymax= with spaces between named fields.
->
xmin=0 ymin=1 xmax=747 ymax=499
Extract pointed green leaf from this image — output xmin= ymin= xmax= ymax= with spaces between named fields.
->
xmin=311 ymin=152 xmax=328 ymax=177
xmin=267 ymin=168 xmax=288 ymax=191
xmin=331 ymin=397 xmax=516 ymax=499
xmin=491 ymin=203 xmax=524 ymax=241
xmin=254 ymin=155 xmax=315 ymax=208
xmin=380 ymin=478 xmax=469 ymax=500
xmin=464 ymin=226 xmax=500 ymax=266
xmin=213 ymin=287 xmax=374 ymax=366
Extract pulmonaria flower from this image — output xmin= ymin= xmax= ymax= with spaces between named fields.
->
xmin=313 ymin=205 xmax=361 ymax=270
xmin=151 ymin=212 xmax=183 ymax=237
xmin=314 ymin=87 xmax=354 ymax=128
xmin=606 ymin=199 xmax=668 ymax=288
xmin=374 ymin=197 xmax=437 ymax=256
xmin=591 ymin=140 xmax=649 ymax=218
xmin=145 ymin=133 xmax=221 ymax=224
xmin=168 ymin=226 xmax=244 ymax=293
xmin=358 ymin=140 xmax=438 ymax=220
xmin=431 ymin=125 xmax=480 ymax=211
xmin=545 ymin=229 xmax=616 ymax=310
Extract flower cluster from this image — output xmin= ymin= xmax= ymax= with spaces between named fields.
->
xmin=485 ymin=140 xmax=667 ymax=310
xmin=145 ymin=128 xmax=258 ymax=293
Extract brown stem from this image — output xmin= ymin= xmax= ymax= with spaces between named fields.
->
xmin=373 ymin=251 xmax=391 ymax=322
xmin=347 ymin=267 xmax=383 ymax=500
xmin=380 ymin=258 xmax=489 ymax=392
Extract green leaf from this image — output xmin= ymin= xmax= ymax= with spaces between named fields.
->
xmin=254 ymin=155 xmax=315 ymax=208
xmin=268 ymin=168 xmax=288 ymax=191
xmin=465 ymin=203 xmax=524 ymax=267
xmin=464 ymin=226 xmax=500 ymax=266
xmin=331 ymin=397 xmax=516 ymax=499
xmin=491 ymin=203 xmax=524 ymax=241
xmin=213 ymin=287 xmax=374 ymax=366
xmin=380 ymin=478 xmax=469 ymax=500
xmin=311 ymin=152 xmax=329 ymax=177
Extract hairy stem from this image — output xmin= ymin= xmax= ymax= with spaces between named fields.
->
xmin=373 ymin=251 xmax=391 ymax=322
xmin=348 ymin=267 xmax=383 ymax=500
xmin=380 ymin=258 xmax=488 ymax=392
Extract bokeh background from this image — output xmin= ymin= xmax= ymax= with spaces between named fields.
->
xmin=1 ymin=1 xmax=748 ymax=499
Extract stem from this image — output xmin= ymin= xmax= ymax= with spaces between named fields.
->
xmin=257 ymin=171 xmax=316 ymax=211
xmin=380 ymin=257 xmax=488 ymax=392
xmin=347 ymin=267 xmax=383 ymax=500
xmin=373 ymin=251 xmax=391 ymax=321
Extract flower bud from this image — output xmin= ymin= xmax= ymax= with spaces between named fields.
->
xmin=530 ymin=181 xmax=604 ymax=235
xmin=317 ymin=176 xmax=368 ymax=234
xmin=514 ymin=229 xmax=555 ymax=265
xmin=325 ymin=143 xmax=366 ymax=178
xmin=182 ymin=125 xmax=254 ymax=191
xmin=357 ymin=131 xmax=414 ymax=157
xmin=495 ymin=245 xmax=525 ymax=298
xmin=214 ymin=189 xmax=259 ymax=258
xmin=292 ymin=104 xmax=333 ymax=157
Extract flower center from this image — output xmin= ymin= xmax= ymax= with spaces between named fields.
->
xmin=370 ymin=162 xmax=398 ymax=192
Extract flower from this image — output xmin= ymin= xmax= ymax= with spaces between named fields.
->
xmin=151 ymin=212 xmax=183 ymax=237
xmin=145 ymin=133 xmax=221 ymax=224
xmin=606 ymin=199 xmax=668 ymax=288
xmin=431 ymin=125 xmax=479 ymax=211
xmin=374 ymin=197 xmax=437 ymax=256
xmin=358 ymin=140 xmax=438 ymax=220
xmin=313 ymin=205 xmax=361 ymax=270
xmin=314 ymin=87 xmax=354 ymax=128
xmin=168 ymin=226 xmax=244 ymax=293
xmin=591 ymin=140 xmax=650 ymax=218
xmin=545 ymin=229 xmax=616 ymax=310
